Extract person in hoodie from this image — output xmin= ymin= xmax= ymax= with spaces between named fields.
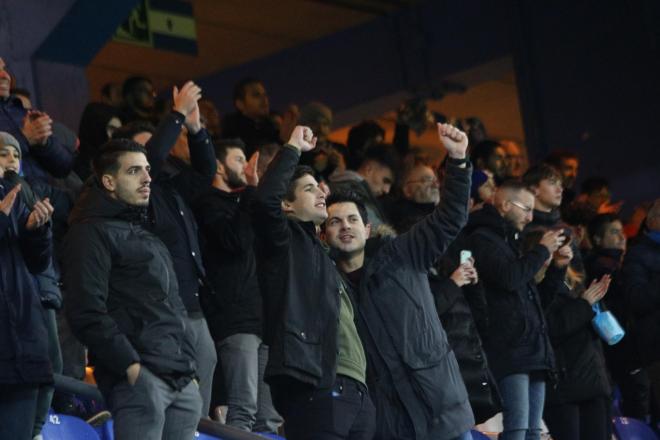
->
xmin=468 ymin=180 xmax=564 ymax=440
xmin=0 ymin=140 xmax=54 ymax=440
xmin=323 ymin=123 xmax=475 ymax=440
xmin=193 ymin=139 xmax=282 ymax=433
xmin=63 ymin=139 xmax=202 ymax=440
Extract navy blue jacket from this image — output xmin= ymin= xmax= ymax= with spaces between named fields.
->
xmin=0 ymin=96 xmax=74 ymax=180
xmin=0 ymin=179 xmax=53 ymax=385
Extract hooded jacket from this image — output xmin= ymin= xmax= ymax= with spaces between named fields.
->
xmin=0 ymin=179 xmax=53 ymax=385
xmin=63 ymin=182 xmax=196 ymax=394
xmin=468 ymin=204 xmax=555 ymax=379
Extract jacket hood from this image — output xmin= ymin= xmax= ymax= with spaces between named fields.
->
xmin=69 ymin=178 xmax=147 ymax=226
xmin=466 ymin=203 xmax=514 ymax=237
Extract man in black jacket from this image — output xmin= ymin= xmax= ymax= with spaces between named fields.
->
xmin=113 ymin=82 xmax=218 ymax=417
xmin=253 ymin=126 xmax=374 ymax=440
xmin=64 ymin=140 xmax=201 ymax=440
xmin=323 ymin=123 xmax=475 ymax=440
xmin=194 ymin=139 xmax=281 ymax=432
xmin=468 ymin=181 xmax=564 ymax=440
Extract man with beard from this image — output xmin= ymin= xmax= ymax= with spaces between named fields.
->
xmin=322 ymin=123 xmax=475 ymax=440
xmin=193 ymin=139 xmax=281 ymax=433
xmin=471 ymin=139 xmax=507 ymax=183
xmin=389 ymin=160 xmax=441 ymax=233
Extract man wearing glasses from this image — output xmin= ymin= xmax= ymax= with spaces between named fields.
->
xmin=389 ymin=161 xmax=441 ymax=233
xmin=468 ymin=180 xmax=564 ymax=439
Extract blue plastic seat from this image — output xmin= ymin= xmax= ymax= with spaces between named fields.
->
xmin=42 ymin=413 xmax=100 ymax=439
xmin=471 ymin=430 xmax=492 ymax=440
xmin=613 ymin=417 xmax=659 ymax=439
xmin=195 ymin=431 xmax=222 ymax=439
xmin=94 ymin=419 xmax=113 ymax=440
xmin=257 ymin=434 xmax=285 ymax=439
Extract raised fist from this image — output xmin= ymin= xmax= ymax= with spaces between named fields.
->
xmin=437 ymin=123 xmax=468 ymax=159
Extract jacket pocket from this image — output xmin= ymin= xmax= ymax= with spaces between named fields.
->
xmin=283 ymin=329 xmax=323 ymax=380
xmin=406 ymin=350 xmax=467 ymax=418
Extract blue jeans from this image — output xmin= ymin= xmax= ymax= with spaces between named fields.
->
xmin=498 ymin=373 xmax=546 ymax=440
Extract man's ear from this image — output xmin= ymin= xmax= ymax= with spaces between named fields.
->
xmin=281 ymin=199 xmax=293 ymax=214
xmin=101 ymin=174 xmax=116 ymax=192
xmin=365 ymin=222 xmax=372 ymax=238
xmin=402 ymin=184 xmax=413 ymax=199
xmin=216 ymin=159 xmax=226 ymax=177
xmin=530 ymin=184 xmax=540 ymax=197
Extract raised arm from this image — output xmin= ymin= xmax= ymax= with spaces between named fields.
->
xmin=252 ymin=126 xmax=316 ymax=254
xmin=391 ymin=123 xmax=471 ymax=271
xmin=21 ymin=111 xmax=74 ymax=178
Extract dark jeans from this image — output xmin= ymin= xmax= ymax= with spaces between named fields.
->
xmin=544 ymin=397 xmax=609 ymax=440
xmin=0 ymin=384 xmax=40 ymax=440
xmin=272 ymin=375 xmax=376 ymax=440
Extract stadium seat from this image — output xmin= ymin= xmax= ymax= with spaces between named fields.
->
xmin=42 ymin=413 xmax=100 ymax=439
xmin=471 ymin=430 xmax=492 ymax=440
xmin=613 ymin=417 xmax=659 ymax=439
xmin=195 ymin=431 xmax=222 ymax=439
xmin=257 ymin=434 xmax=285 ymax=439
xmin=94 ymin=419 xmax=113 ymax=440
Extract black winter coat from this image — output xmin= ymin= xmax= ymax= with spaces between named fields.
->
xmin=540 ymin=266 xmax=610 ymax=405
xmin=429 ymin=265 xmax=501 ymax=424
xmin=63 ymin=183 xmax=196 ymax=395
xmin=620 ymin=232 xmax=660 ymax=367
xmin=0 ymin=180 xmax=53 ymax=385
xmin=253 ymin=146 xmax=344 ymax=389
xmin=146 ymin=112 xmax=216 ymax=316
xmin=194 ymin=187 xmax=262 ymax=341
xmin=468 ymin=204 xmax=555 ymax=380
xmin=352 ymin=161 xmax=474 ymax=440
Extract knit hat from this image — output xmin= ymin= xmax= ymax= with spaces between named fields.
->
xmin=0 ymin=131 xmax=21 ymax=159
xmin=470 ymin=169 xmax=489 ymax=199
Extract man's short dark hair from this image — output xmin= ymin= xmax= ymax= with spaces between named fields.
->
xmin=545 ymin=150 xmax=579 ymax=169
xmin=122 ymin=76 xmax=152 ymax=98
xmin=233 ymin=77 xmax=263 ymax=103
xmin=522 ymin=163 xmax=562 ymax=188
xmin=93 ymin=139 xmax=147 ymax=180
xmin=588 ymin=213 xmax=621 ymax=245
xmin=346 ymin=121 xmax=385 ymax=170
xmin=285 ymin=165 xmax=315 ymax=202
xmin=112 ymin=121 xmax=155 ymax=141
xmin=471 ymin=140 xmax=502 ymax=167
xmin=326 ymin=189 xmax=369 ymax=225
xmin=360 ymin=143 xmax=399 ymax=176
xmin=581 ymin=177 xmax=609 ymax=195
xmin=214 ymin=138 xmax=246 ymax=163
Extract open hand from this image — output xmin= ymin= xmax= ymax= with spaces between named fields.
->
xmin=173 ymin=81 xmax=202 ymax=133
xmin=26 ymin=198 xmax=54 ymax=230
xmin=437 ymin=123 xmax=468 ymax=159
xmin=582 ymin=274 xmax=611 ymax=305
xmin=245 ymin=151 xmax=260 ymax=187
xmin=0 ymin=184 xmax=21 ymax=216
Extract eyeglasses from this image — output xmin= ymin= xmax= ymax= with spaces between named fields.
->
xmin=509 ymin=200 xmax=533 ymax=213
